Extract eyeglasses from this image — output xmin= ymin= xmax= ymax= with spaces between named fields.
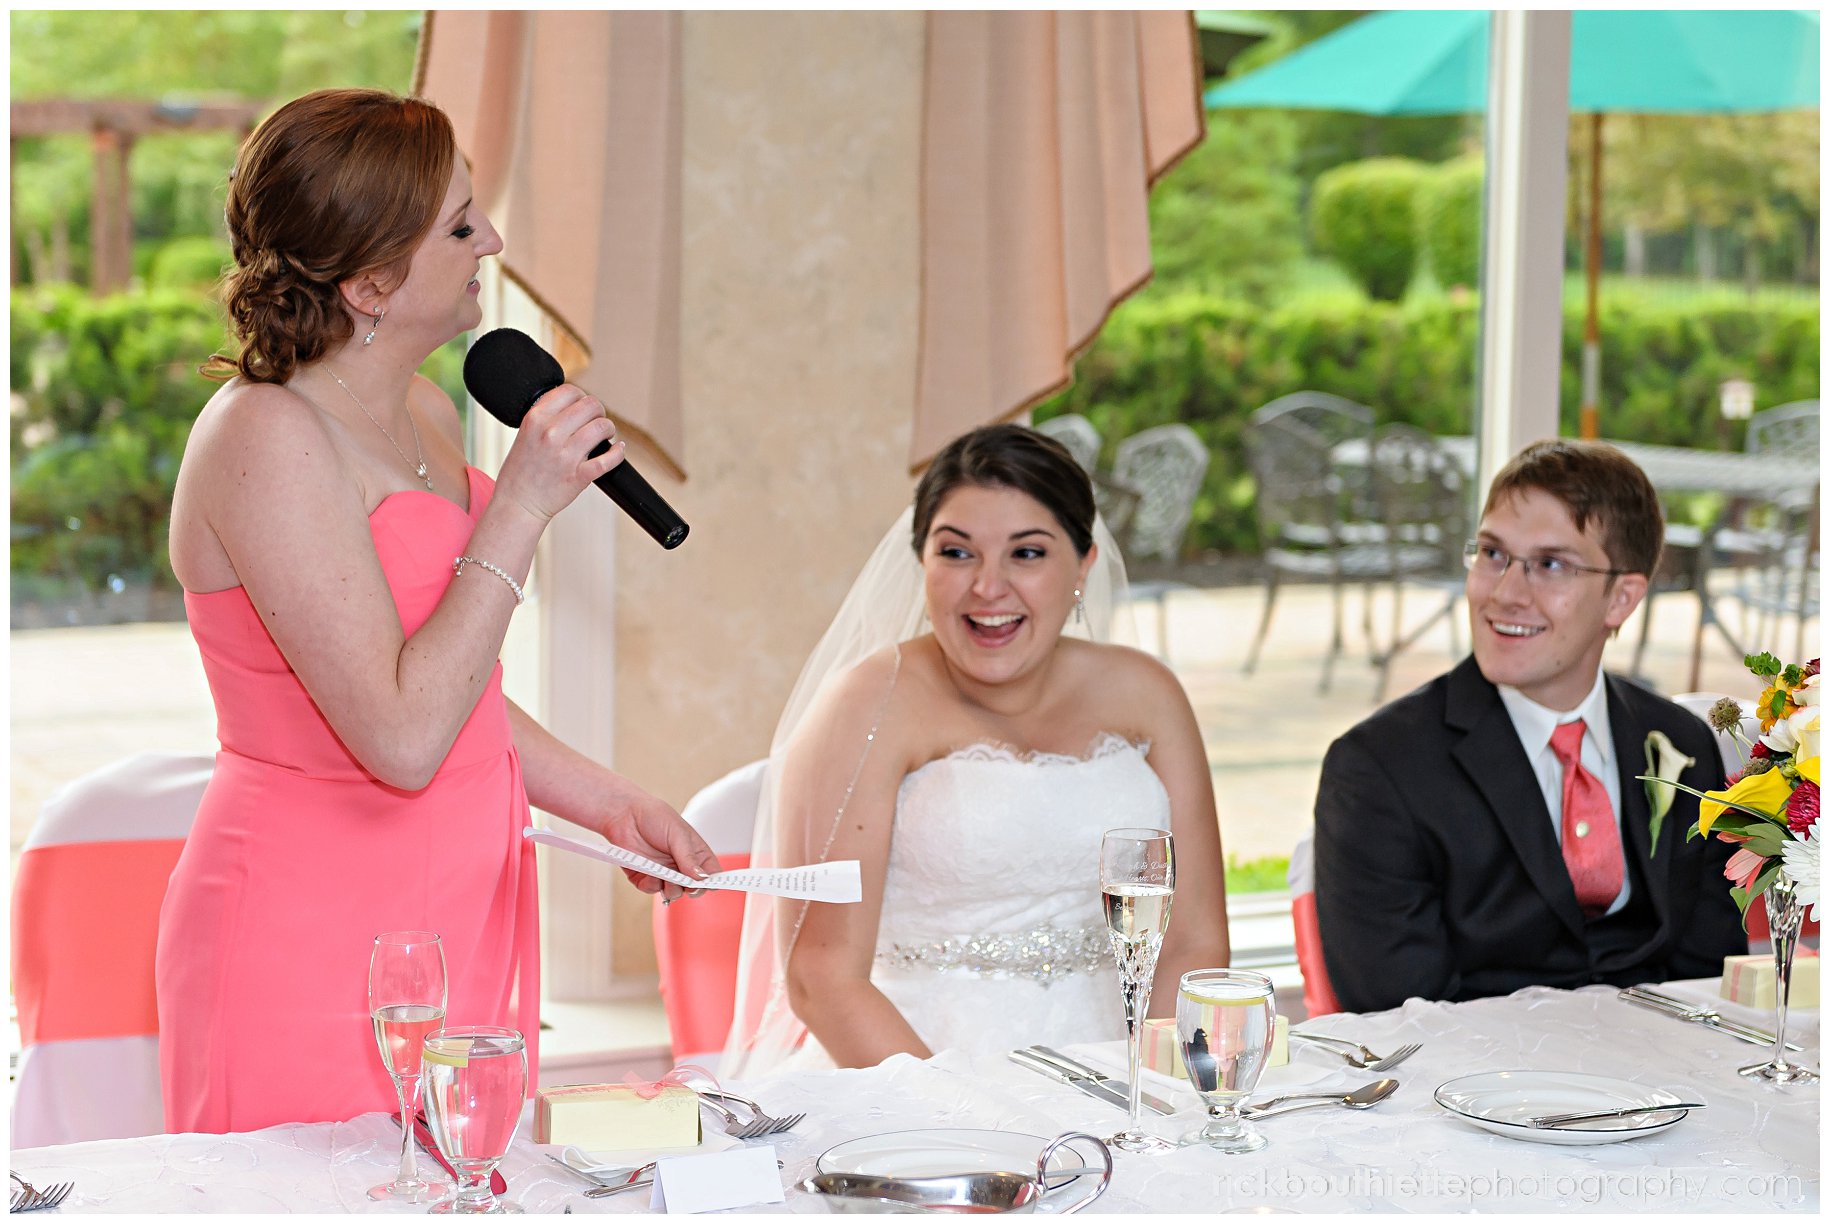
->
xmin=1462 ymin=541 xmax=1628 ymax=585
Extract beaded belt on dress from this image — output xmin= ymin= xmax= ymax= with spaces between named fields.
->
xmin=875 ymin=922 xmax=1108 ymax=984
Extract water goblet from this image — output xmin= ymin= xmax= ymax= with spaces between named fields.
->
xmin=423 ymin=1026 xmax=528 ymax=1214
xmin=367 ymin=931 xmax=448 ymax=1203
xmin=1100 ymin=827 xmax=1176 ymax=1154
xmin=1177 ymin=969 xmax=1276 ymax=1152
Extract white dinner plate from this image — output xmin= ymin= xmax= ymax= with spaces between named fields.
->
xmin=1434 ymin=1071 xmax=1691 ymax=1146
xmin=817 ymin=1129 xmax=1083 ymax=1181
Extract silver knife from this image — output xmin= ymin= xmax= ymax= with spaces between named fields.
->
xmin=1008 ymin=1049 xmax=1133 ymax=1112
xmin=1529 ymin=1101 xmax=1706 ymax=1128
xmin=1027 ymin=1045 xmax=1177 ymax=1116
xmin=1619 ymin=988 xmax=1803 ymax=1051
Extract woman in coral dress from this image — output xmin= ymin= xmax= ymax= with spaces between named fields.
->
xmin=157 ymin=89 xmax=717 ymax=1134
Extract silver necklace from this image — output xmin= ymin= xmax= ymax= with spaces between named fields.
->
xmin=323 ymin=366 xmax=434 ymax=491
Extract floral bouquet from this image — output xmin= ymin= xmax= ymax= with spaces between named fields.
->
xmin=1642 ymin=653 xmax=1819 ymax=920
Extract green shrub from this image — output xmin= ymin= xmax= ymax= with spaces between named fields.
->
xmin=1040 ymin=291 xmax=1818 ymax=557
xmin=147 ymin=235 xmax=232 ymax=291
xmin=1420 ymin=155 xmax=1484 ymax=290
xmin=1309 ymin=157 xmax=1430 ymax=302
xmin=11 ymin=287 xmax=485 ymax=594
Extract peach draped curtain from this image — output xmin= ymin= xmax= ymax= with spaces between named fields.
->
xmin=915 ymin=10 xmax=1204 ymax=467
xmin=416 ymin=10 xmax=686 ymax=477
xmin=416 ymin=10 xmax=1201 ymax=475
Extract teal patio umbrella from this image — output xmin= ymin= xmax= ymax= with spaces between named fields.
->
xmin=1206 ymin=9 xmax=1820 ymax=436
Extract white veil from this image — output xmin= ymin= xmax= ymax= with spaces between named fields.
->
xmin=721 ymin=505 xmax=1133 ymax=1078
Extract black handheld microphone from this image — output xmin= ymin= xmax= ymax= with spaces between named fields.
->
xmin=463 ymin=328 xmax=689 ymax=550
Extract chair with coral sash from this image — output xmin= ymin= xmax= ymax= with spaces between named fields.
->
xmin=1285 ymin=832 xmax=1342 ymax=1019
xmin=10 ymin=752 xmax=212 ymax=1147
xmin=651 ymin=759 xmax=766 ymax=1066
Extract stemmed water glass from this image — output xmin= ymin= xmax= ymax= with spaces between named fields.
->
xmin=1177 ymin=969 xmax=1277 ymax=1153
xmin=423 ymin=1026 xmax=528 ymax=1214
xmin=368 ymin=931 xmax=449 ymax=1203
xmin=1099 ymin=827 xmax=1176 ymax=1154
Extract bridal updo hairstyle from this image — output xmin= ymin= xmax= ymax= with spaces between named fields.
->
xmin=204 ymin=89 xmax=456 ymax=383
xmin=911 ymin=424 xmax=1096 ymax=558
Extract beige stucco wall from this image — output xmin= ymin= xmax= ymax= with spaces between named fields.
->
xmin=604 ymin=12 xmax=926 ymax=974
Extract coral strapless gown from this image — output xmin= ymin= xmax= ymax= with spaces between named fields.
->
xmin=157 ymin=467 xmax=540 ymax=1134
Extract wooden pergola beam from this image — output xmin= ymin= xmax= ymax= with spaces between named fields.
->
xmin=10 ymin=98 xmax=263 ymax=139
xmin=10 ymin=97 xmax=263 ymax=293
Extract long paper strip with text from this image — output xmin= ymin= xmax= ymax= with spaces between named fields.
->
xmin=523 ymin=828 xmax=861 ymax=902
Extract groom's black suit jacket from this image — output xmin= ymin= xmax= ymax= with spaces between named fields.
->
xmin=1313 ymin=657 xmax=1747 ymax=1013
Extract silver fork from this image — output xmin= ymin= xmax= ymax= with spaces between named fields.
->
xmin=694 ymin=1092 xmax=781 ymax=1140
xmin=9 ymin=1173 xmax=74 ymax=1213
xmin=698 ymin=1088 xmax=804 ymax=1137
xmin=1290 ymin=1033 xmax=1422 ymax=1071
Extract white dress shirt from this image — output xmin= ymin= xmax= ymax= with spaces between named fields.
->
xmin=1497 ymin=667 xmax=1630 ymax=916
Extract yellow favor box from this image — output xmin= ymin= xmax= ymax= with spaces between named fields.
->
xmin=1141 ymin=1014 xmax=1287 ymax=1079
xmin=533 ymin=1082 xmax=702 ymax=1152
xmin=1721 ymin=953 xmax=1819 ymax=1010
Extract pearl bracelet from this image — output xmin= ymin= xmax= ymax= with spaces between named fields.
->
xmin=453 ymin=555 xmax=526 ymax=605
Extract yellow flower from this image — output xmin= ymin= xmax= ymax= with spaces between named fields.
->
xmin=1698 ymin=768 xmax=1796 ymax=837
xmin=1800 ymin=756 xmax=1820 ymax=786
xmin=1757 ymin=682 xmax=1802 ymax=732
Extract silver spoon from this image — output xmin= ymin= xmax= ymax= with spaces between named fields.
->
xmin=1243 ymin=1077 xmax=1400 ymax=1118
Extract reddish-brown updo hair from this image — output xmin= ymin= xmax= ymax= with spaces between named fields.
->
xmin=203 ymin=89 xmax=456 ymax=383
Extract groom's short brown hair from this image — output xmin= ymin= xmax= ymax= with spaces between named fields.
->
xmin=1484 ymin=439 xmax=1663 ymax=577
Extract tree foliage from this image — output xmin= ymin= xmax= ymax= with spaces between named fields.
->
xmin=10 ymin=10 xmax=422 ymax=284
xmin=1145 ymin=109 xmax=1304 ymax=305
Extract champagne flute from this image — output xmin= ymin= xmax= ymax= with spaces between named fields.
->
xmin=368 ymin=931 xmax=449 ymax=1203
xmin=423 ymin=1026 xmax=528 ymax=1215
xmin=1177 ymin=969 xmax=1276 ymax=1153
xmin=1100 ymin=827 xmax=1175 ymax=1154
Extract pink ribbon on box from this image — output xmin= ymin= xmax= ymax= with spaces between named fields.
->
xmin=621 ymin=1061 xmax=720 ymax=1100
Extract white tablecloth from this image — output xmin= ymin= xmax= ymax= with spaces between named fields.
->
xmin=12 ymin=979 xmax=1818 ymax=1213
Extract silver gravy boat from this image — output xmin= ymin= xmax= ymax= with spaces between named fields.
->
xmin=800 ymin=1132 xmax=1113 ymax=1214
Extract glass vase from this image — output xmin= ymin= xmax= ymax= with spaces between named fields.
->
xmin=1739 ymin=876 xmax=1819 ymax=1085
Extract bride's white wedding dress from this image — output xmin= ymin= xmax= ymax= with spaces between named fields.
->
xmin=852 ymin=732 xmax=1170 ymax=1060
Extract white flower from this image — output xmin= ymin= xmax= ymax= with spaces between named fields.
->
xmin=1642 ymin=730 xmax=1694 ymax=826
xmin=1762 ymin=717 xmax=1801 ymax=756
xmin=1780 ymin=826 xmax=1819 ymax=921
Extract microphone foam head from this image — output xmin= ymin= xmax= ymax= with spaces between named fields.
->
xmin=463 ymin=328 xmax=565 ymax=427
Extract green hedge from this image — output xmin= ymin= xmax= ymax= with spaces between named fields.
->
xmin=1310 ymin=157 xmax=1430 ymax=302
xmin=11 ymin=287 xmax=470 ymax=595
xmin=1040 ymin=290 xmax=1819 ymax=557
xmin=1420 ymin=156 xmax=1484 ymax=290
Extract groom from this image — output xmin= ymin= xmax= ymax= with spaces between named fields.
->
xmin=1312 ymin=439 xmax=1746 ymax=1013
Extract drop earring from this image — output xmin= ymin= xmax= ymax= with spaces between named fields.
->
xmin=363 ymin=307 xmax=385 ymax=346
xmin=1074 ymin=589 xmax=1086 ymax=625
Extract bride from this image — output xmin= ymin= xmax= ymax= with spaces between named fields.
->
xmin=725 ymin=424 xmax=1229 ymax=1076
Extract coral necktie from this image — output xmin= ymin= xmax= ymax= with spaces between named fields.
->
xmin=1549 ymin=720 xmax=1624 ymax=917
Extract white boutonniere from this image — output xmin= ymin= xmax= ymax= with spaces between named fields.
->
xmin=1643 ymin=730 xmax=1696 ymax=854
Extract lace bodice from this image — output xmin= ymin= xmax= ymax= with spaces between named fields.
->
xmin=867 ymin=732 xmax=1171 ymax=1056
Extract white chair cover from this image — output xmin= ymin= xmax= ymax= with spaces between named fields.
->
xmin=679 ymin=759 xmax=766 ymax=857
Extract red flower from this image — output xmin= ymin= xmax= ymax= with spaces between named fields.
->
xmin=1807 ymin=658 xmax=1821 ymax=678
xmin=1787 ymin=778 xmax=1819 ymax=834
xmin=1750 ymin=742 xmax=1771 ymax=760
